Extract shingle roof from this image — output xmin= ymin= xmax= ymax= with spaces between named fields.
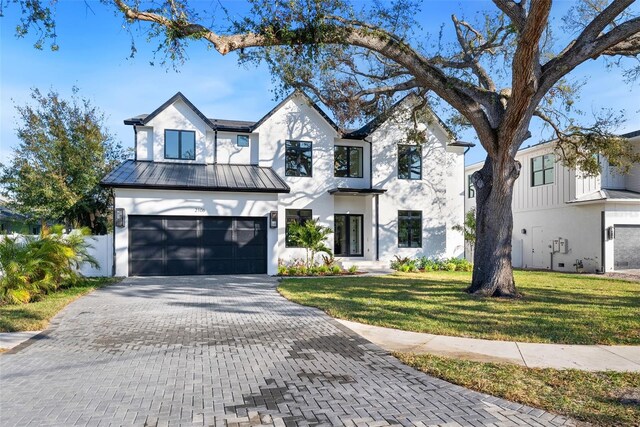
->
xmin=101 ymin=160 xmax=290 ymax=193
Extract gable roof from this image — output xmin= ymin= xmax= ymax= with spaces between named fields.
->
xmin=250 ymin=90 xmax=342 ymax=136
xmin=123 ymin=90 xmax=455 ymax=141
xmin=342 ymin=93 xmax=455 ymax=141
xmin=124 ymin=92 xmax=212 ymax=128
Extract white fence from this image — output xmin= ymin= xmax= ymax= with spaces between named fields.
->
xmin=0 ymin=233 xmax=113 ymax=277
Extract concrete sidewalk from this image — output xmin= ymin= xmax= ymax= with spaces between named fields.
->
xmin=337 ymin=319 xmax=640 ymax=372
xmin=0 ymin=331 xmax=41 ymax=350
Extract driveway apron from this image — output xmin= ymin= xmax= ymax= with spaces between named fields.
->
xmin=0 ymin=276 xmax=574 ymax=426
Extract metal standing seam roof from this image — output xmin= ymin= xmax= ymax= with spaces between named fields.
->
xmin=101 ymin=160 xmax=290 ymax=193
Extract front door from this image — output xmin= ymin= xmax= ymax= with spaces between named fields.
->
xmin=334 ymin=214 xmax=363 ymax=257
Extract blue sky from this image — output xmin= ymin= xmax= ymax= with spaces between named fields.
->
xmin=1 ymin=1 xmax=639 ymax=166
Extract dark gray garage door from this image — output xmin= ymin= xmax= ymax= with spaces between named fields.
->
xmin=128 ymin=216 xmax=267 ymax=276
xmin=614 ymin=225 xmax=640 ymax=270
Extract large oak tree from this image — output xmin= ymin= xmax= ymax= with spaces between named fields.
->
xmin=7 ymin=0 xmax=640 ymax=296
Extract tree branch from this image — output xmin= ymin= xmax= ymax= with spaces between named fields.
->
xmin=112 ymin=0 xmax=499 ymax=151
xmin=500 ymin=0 xmax=552 ymax=153
xmin=492 ymin=0 xmax=526 ymax=32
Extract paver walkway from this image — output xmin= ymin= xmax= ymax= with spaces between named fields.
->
xmin=337 ymin=320 xmax=640 ymax=372
xmin=0 ymin=276 xmax=574 ymax=426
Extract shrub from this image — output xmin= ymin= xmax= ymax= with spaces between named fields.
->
xmin=277 ymin=265 xmax=288 ymax=275
xmin=0 ymin=226 xmax=98 ymax=305
xmin=330 ymin=265 xmax=342 ymax=274
xmin=316 ymin=265 xmax=330 ymax=274
xmin=348 ymin=265 xmax=358 ymax=274
xmin=391 ymin=255 xmax=472 ymax=273
xmin=444 ymin=262 xmax=457 ymax=272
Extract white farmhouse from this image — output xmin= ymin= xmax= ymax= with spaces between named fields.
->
xmin=102 ymin=91 xmax=469 ymax=276
xmin=465 ymin=132 xmax=640 ymax=273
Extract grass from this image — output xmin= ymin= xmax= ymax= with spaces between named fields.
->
xmin=278 ymin=270 xmax=640 ymax=345
xmin=397 ymin=353 xmax=640 ymax=426
xmin=0 ymin=277 xmax=119 ymax=332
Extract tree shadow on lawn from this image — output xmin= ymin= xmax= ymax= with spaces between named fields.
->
xmin=283 ymin=275 xmax=640 ymax=344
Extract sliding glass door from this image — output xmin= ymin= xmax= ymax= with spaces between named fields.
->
xmin=334 ymin=214 xmax=363 ymax=256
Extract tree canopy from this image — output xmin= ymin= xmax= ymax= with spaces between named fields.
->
xmin=0 ymin=87 xmax=127 ymax=234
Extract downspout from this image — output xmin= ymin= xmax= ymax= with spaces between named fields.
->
xmin=375 ymin=194 xmax=380 ymax=261
xmin=365 ymin=136 xmax=378 ymax=261
xmin=133 ymin=124 xmax=138 ymax=161
xmin=111 ymin=190 xmax=116 ymax=277
xmin=463 ymin=145 xmax=471 ymax=260
xmin=214 ymin=127 xmax=218 ymax=164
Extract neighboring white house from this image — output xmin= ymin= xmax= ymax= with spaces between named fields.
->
xmin=102 ymin=91 xmax=469 ymax=276
xmin=464 ymin=131 xmax=640 ymax=273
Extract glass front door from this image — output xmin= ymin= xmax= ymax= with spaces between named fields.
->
xmin=334 ymin=214 xmax=363 ymax=256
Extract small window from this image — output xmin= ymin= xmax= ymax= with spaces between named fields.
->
xmin=468 ymin=175 xmax=475 ymax=198
xmin=531 ymin=154 xmax=555 ymax=186
xmin=398 ymin=145 xmax=422 ymax=180
xmin=285 ymin=209 xmax=312 ymax=247
xmin=237 ymin=135 xmax=249 ymax=147
xmin=398 ymin=210 xmax=422 ymax=248
xmin=334 ymin=146 xmax=363 ymax=178
xmin=285 ymin=140 xmax=312 ymax=177
xmin=164 ymin=129 xmax=196 ymax=160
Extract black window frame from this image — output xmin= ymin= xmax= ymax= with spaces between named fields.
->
xmin=398 ymin=144 xmax=422 ymax=180
xmin=285 ymin=209 xmax=312 ymax=247
xmin=334 ymin=145 xmax=364 ymax=178
xmin=285 ymin=140 xmax=313 ymax=177
xmin=164 ymin=129 xmax=196 ymax=160
xmin=468 ymin=175 xmax=475 ymax=198
xmin=398 ymin=210 xmax=422 ymax=248
xmin=237 ymin=135 xmax=250 ymax=147
xmin=334 ymin=214 xmax=364 ymax=257
xmin=531 ymin=153 xmax=555 ymax=187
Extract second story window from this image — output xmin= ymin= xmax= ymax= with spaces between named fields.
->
xmin=285 ymin=140 xmax=312 ymax=177
xmin=468 ymin=175 xmax=475 ymax=198
xmin=398 ymin=144 xmax=422 ymax=180
xmin=165 ymin=130 xmax=196 ymax=160
xmin=334 ymin=146 xmax=363 ymax=178
xmin=237 ymin=135 xmax=249 ymax=147
xmin=531 ymin=154 xmax=555 ymax=186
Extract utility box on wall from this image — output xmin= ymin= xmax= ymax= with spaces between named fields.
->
xmin=552 ymin=239 xmax=560 ymax=253
xmin=559 ymin=238 xmax=568 ymax=254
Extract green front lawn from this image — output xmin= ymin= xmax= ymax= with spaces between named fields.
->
xmin=397 ymin=353 xmax=640 ymax=426
xmin=0 ymin=277 xmax=119 ymax=332
xmin=278 ymin=270 xmax=640 ymax=345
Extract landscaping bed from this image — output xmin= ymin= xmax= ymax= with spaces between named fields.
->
xmin=278 ymin=270 xmax=640 ymax=345
xmin=0 ymin=276 xmax=119 ymax=332
xmin=397 ymin=353 xmax=640 ymax=426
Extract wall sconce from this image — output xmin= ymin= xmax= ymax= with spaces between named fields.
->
xmin=521 ymin=228 xmax=527 ymax=235
xmin=115 ymin=208 xmax=126 ymax=228
xmin=606 ymin=226 xmax=615 ymax=240
xmin=269 ymin=211 xmax=278 ymax=228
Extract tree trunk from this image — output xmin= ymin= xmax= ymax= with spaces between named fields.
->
xmin=468 ymin=156 xmax=521 ymax=298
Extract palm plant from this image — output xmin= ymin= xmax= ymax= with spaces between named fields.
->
xmin=0 ymin=225 xmax=98 ymax=304
xmin=288 ymin=219 xmax=333 ymax=268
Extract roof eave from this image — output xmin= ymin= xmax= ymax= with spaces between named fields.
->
xmin=101 ymin=182 xmax=290 ymax=194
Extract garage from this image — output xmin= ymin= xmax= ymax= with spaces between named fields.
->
xmin=129 ymin=215 xmax=267 ymax=276
xmin=614 ymin=225 xmax=640 ymax=270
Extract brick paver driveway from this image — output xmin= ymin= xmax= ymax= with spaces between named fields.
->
xmin=0 ymin=276 xmax=574 ymax=426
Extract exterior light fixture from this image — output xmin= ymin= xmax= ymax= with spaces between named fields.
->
xmin=269 ymin=211 xmax=278 ymax=228
xmin=115 ymin=208 xmax=126 ymax=228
